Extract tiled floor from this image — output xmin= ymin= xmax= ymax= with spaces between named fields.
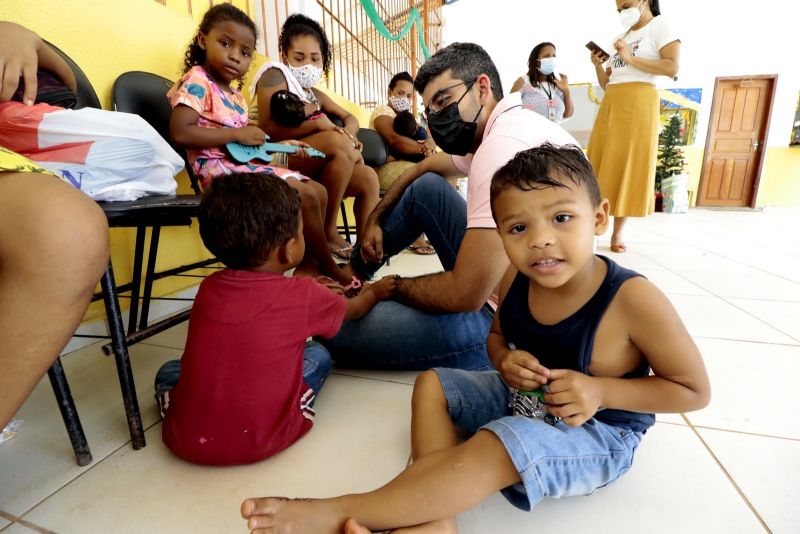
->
xmin=2 ymin=208 xmax=799 ymax=533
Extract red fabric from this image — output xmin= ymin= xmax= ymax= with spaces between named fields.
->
xmin=162 ymin=270 xmax=346 ymax=465
xmin=0 ymin=102 xmax=93 ymax=161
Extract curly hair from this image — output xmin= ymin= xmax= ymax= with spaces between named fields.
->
xmin=182 ymin=4 xmax=258 ymax=87
xmin=278 ymin=13 xmax=332 ymax=76
xmin=199 ymin=173 xmax=301 ymax=270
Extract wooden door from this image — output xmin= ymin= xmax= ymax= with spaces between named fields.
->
xmin=698 ymin=76 xmax=776 ymax=207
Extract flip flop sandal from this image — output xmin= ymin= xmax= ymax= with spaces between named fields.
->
xmin=331 ymin=246 xmax=353 ymax=260
xmin=343 ymin=276 xmax=363 ymax=298
xmin=407 ymin=244 xmax=437 ymax=255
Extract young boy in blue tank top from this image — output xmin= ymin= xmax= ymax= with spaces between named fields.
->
xmin=240 ymin=144 xmax=711 ymax=533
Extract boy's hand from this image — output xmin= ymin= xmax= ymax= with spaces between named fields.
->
xmin=364 ymin=275 xmax=397 ymax=301
xmin=496 ymin=348 xmax=550 ymax=391
xmin=543 ymin=369 xmax=604 ymax=427
xmin=235 ymin=125 xmax=267 ymax=146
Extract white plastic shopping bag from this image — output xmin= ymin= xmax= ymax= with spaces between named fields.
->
xmin=0 ymin=102 xmax=181 ymax=201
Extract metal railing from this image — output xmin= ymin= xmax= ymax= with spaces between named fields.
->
xmin=153 ymin=0 xmax=442 ymax=109
xmin=317 ymin=0 xmax=444 ymax=110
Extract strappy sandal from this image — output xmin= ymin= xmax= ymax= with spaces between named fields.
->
xmin=343 ymin=276 xmax=363 ymax=297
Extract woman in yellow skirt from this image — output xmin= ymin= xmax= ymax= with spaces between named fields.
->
xmin=587 ymin=0 xmax=681 ymax=252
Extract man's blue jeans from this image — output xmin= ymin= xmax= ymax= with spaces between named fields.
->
xmin=323 ymin=172 xmax=493 ymax=371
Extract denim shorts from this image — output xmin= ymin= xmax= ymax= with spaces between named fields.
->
xmin=433 ymin=368 xmax=644 ymax=511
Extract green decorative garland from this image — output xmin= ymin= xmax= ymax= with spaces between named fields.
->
xmin=359 ymin=0 xmax=431 ymax=60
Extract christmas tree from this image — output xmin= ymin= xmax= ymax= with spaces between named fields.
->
xmin=656 ymin=113 xmax=686 ymax=193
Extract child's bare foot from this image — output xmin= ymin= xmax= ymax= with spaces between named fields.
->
xmin=390 ymin=519 xmax=458 ymax=534
xmin=343 ymin=518 xmax=372 ymax=534
xmin=293 ymin=260 xmax=352 ymax=288
xmin=343 ymin=518 xmax=458 ymax=534
xmin=241 ymin=497 xmax=344 ymax=534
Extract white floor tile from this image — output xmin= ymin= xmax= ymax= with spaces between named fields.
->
xmin=636 ymin=268 xmax=711 ymax=296
xmin=0 ymin=524 xmax=34 ymax=533
xmin=375 ymin=249 xmax=444 ymax=278
xmin=457 ymin=424 xmax=763 ymax=533
xmin=139 ymin=321 xmax=189 ymax=350
xmin=671 ymin=269 xmax=800 ymax=302
xmin=17 ymin=374 xmax=413 ymax=533
xmin=0 ymin=342 xmax=180 ymax=516
xmin=727 ymin=299 xmax=800 ymax=343
xmin=686 ymin=339 xmax=800 ymax=439
xmin=332 ymin=368 xmax=422 ymax=386
xmin=667 ymin=294 xmax=797 ymax=344
xmin=698 ymin=428 xmax=800 ymax=534
xmin=597 ymin=250 xmax=663 ymax=271
xmin=656 ymin=413 xmax=686 ymax=425
xmin=0 ymin=516 xmax=11 ymax=531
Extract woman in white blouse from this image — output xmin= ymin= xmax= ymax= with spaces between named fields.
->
xmin=587 ymin=0 xmax=680 ymax=253
xmin=511 ymin=42 xmax=573 ymax=123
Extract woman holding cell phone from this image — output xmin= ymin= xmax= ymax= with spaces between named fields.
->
xmin=587 ymin=0 xmax=680 ymax=253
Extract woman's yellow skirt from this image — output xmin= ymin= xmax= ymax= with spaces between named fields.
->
xmin=587 ymin=82 xmax=659 ymax=217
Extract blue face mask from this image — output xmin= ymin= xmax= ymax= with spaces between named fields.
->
xmin=538 ymin=57 xmax=557 ymax=76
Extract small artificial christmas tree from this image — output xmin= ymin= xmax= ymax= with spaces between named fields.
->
xmin=656 ymin=113 xmax=686 ymax=193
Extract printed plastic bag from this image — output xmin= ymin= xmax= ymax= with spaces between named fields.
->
xmin=661 ymin=173 xmax=689 ymax=214
xmin=0 ymin=102 xmax=181 ymax=201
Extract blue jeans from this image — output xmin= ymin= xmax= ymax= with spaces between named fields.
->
xmin=324 ymin=173 xmax=493 ymax=371
xmin=154 ymin=341 xmax=333 ymax=409
xmin=434 ymin=368 xmax=644 ymax=511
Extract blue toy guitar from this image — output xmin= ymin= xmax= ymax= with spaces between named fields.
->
xmin=226 ymin=135 xmax=325 ymax=164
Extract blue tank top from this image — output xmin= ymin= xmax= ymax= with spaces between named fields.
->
xmin=499 ymin=255 xmax=655 ymax=433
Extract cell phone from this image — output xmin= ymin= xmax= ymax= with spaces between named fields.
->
xmin=585 ymin=41 xmax=610 ymax=62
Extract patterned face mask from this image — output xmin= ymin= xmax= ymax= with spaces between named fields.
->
xmin=287 ymin=62 xmax=323 ymax=89
xmin=389 ymin=95 xmax=411 ymax=112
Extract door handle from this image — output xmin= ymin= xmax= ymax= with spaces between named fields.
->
xmin=752 ymin=140 xmax=761 ymax=151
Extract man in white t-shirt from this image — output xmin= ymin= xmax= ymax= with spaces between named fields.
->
xmin=324 ymin=43 xmax=579 ymax=370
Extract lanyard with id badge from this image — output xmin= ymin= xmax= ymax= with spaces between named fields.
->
xmin=542 ymin=82 xmax=559 ymax=121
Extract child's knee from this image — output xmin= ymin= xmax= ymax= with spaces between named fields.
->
xmin=296 ymin=182 xmax=321 ymax=210
xmin=413 ymin=370 xmax=447 ymax=408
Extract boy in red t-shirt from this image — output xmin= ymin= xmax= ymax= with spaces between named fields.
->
xmin=154 ymin=172 xmax=395 ymax=466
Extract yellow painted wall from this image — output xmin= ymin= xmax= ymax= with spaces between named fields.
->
xmin=6 ymin=0 xmax=250 ymax=321
xmin=682 ymin=146 xmax=800 ymax=208
xmin=755 ymin=148 xmax=800 ymax=206
xmin=6 ymin=0 xmax=371 ymax=322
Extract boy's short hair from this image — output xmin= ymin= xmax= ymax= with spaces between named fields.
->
xmin=393 ymin=110 xmax=419 ymax=138
xmin=490 ymin=143 xmax=602 ymax=221
xmin=199 ymin=173 xmax=301 ymax=269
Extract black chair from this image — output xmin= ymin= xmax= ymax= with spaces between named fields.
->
xmin=111 ymin=71 xmax=219 ymax=334
xmin=44 ymin=45 xmax=208 ymax=463
xmin=357 ymin=127 xmax=389 ymax=169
